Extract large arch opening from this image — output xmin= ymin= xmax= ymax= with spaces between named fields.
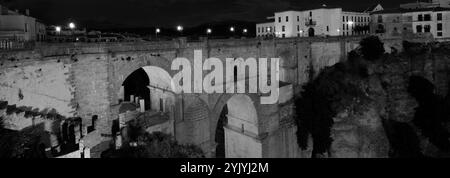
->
xmin=214 ymin=94 xmax=262 ymax=158
xmin=120 ymin=66 xmax=175 ymax=113
xmin=122 ymin=68 xmax=150 ymax=110
xmin=117 ymin=66 xmax=176 ymax=139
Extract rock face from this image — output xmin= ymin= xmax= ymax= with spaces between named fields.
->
xmin=297 ymin=40 xmax=450 ymax=158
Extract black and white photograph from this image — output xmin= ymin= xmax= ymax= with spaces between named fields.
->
xmin=0 ymin=0 xmax=449 ymax=176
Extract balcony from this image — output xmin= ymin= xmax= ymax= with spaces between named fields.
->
xmin=305 ymin=20 xmax=317 ymax=26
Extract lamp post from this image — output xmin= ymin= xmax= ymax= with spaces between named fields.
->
xmin=177 ymin=25 xmax=183 ymax=36
xmin=55 ymin=26 xmax=61 ymax=35
xmin=230 ymin=26 xmax=235 ymax=37
xmin=69 ymin=22 xmax=76 ymax=30
xmin=155 ymin=28 xmax=160 ymax=39
xmin=68 ymin=22 xmax=75 ymax=42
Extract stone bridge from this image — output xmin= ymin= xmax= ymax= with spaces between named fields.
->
xmin=0 ymin=36 xmax=409 ymax=158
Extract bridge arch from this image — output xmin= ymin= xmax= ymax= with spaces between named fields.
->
xmin=211 ymin=93 xmax=262 ymax=158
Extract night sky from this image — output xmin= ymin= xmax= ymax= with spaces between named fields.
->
xmin=3 ymin=0 xmax=414 ymax=28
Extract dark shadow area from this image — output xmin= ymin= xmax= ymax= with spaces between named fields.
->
xmin=215 ymin=105 xmax=228 ymax=158
xmin=408 ymin=76 xmax=450 ymax=152
xmin=123 ymin=68 xmax=151 ymax=110
xmin=382 ymin=119 xmax=423 ymax=157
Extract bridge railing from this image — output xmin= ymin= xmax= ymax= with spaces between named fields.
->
xmin=0 ymin=40 xmax=35 ymax=51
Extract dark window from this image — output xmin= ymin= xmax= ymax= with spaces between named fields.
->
xmin=286 ymin=16 xmax=289 ymax=22
xmin=327 ymin=26 xmax=329 ymax=32
xmin=24 ymin=23 xmax=28 ymax=32
xmin=437 ymin=13 xmax=443 ymax=21
xmin=418 ymin=14 xmax=423 ymax=21
xmin=424 ymin=25 xmax=431 ymax=32
xmin=282 ymin=26 xmax=285 ymax=32
xmin=378 ymin=15 xmax=383 ymax=23
xmin=437 ymin=32 xmax=443 ymax=36
xmin=278 ymin=17 xmax=281 ymax=22
xmin=297 ymin=16 xmax=300 ymax=21
xmin=310 ymin=11 xmax=312 ymax=17
xmin=297 ymin=25 xmax=300 ymax=31
xmin=282 ymin=34 xmax=285 ymax=38
xmin=343 ymin=16 xmax=345 ymax=22
xmin=416 ymin=25 xmax=423 ymax=33
xmin=424 ymin=14 xmax=431 ymax=21
xmin=343 ymin=24 xmax=345 ymax=30
xmin=438 ymin=23 xmax=443 ymax=31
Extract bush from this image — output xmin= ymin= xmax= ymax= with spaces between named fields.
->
xmin=104 ymin=132 xmax=205 ymax=158
xmin=360 ymin=36 xmax=385 ymax=61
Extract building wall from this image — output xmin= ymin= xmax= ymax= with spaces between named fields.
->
xmin=342 ymin=11 xmax=371 ymax=36
xmin=0 ymin=15 xmax=36 ymax=41
xmin=256 ymin=22 xmax=275 ymax=37
xmin=405 ymin=10 xmax=450 ymax=38
xmin=271 ymin=8 xmax=369 ymax=38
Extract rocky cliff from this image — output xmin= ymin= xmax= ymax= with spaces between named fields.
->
xmin=295 ymin=37 xmax=450 ymax=158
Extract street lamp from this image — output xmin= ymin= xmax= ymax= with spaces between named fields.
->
xmin=69 ymin=22 xmax=76 ymax=30
xmin=55 ymin=26 xmax=61 ymax=34
xmin=230 ymin=27 xmax=235 ymax=32
xmin=300 ymin=30 xmax=303 ymax=37
xmin=243 ymin=29 xmax=248 ymax=33
xmin=177 ymin=25 xmax=183 ymax=36
xmin=155 ymin=28 xmax=160 ymax=39
xmin=206 ymin=28 xmax=212 ymax=35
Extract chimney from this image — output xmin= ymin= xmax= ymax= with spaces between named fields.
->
xmin=25 ymin=9 xmax=30 ymax=16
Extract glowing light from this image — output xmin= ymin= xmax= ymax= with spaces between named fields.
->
xmin=243 ymin=29 xmax=248 ymax=33
xmin=156 ymin=28 xmax=161 ymax=33
xmin=230 ymin=27 xmax=235 ymax=32
xmin=177 ymin=25 xmax=183 ymax=32
xmin=207 ymin=28 xmax=212 ymax=34
xmin=55 ymin=26 xmax=61 ymax=32
xmin=348 ymin=21 xmax=354 ymax=25
xmin=69 ymin=22 xmax=75 ymax=29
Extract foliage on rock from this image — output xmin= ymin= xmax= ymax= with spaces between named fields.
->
xmin=104 ymin=132 xmax=205 ymax=158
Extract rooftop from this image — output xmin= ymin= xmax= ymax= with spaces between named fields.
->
xmin=371 ymin=7 xmax=450 ymax=14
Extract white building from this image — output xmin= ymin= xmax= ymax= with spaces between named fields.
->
xmin=371 ymin=6 xmax=450 ymax=39
xmin=256 ymin=5 xmax=371 ymax=38
xmin=256 ymin=18 xmax=275 ymax=37
xmin=405 ymin=7 xmax=450 ymax=38
xmin=0 ymin=5 xmax=46 ymax=42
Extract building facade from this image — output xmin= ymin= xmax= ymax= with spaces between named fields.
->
xmin=256 ymin=6 xmax=370 ymax=38
xmin=0 ymin=5 xmax=45 ymax=42
xmin=256 ymin=21 xmax=275 ymax=37
xmin=371 ymin=7 xmax=450 ymax=39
